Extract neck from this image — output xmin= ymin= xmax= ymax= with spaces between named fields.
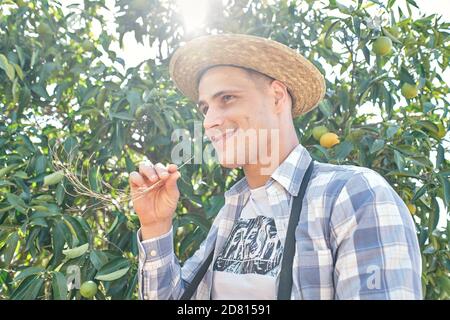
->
xmin=243 ymin=129 xmax=299 ymax=189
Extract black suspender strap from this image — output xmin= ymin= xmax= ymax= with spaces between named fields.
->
xmin=180 ymin=248 xmax=214 ymax=300
xmin=277 ymin=159 xmax=315 ymax=300
xmin=180 ymin=159 xmax=315 ymax=300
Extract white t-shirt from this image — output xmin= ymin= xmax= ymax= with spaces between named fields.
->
xmin=211 ymin=185 xmax=283 ymax=300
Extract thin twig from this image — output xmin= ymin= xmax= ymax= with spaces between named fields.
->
xmin=49 ymin=141 xmax=194 ymax=212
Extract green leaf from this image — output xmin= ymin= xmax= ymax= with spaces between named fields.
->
xmin=13 ymin=170 xmax=28 ymax=179
xmin=62 ymin=243 xmax=89 ymax=259
xmin=81 ymin=86 xmax=98 ymax=106
xmin=106 ymin=215 xmax=119 ymax=235
xmin=96 ymin=258 xmax=129 ymax=276
xmin=311 ymin=144 xmax=330 ymax=160
xmin=6 ymin=193 xmax=27 ymax=213
xmin=126 ymin=90 xmax=141 ymax=109
xmin=52 ymin=272 xmax=68 ymax=300
xmin=358 ymin=73 xmax=389 ymax=104
xmin=0 ymin=164 xmax=20 ymax=178
xmin=19 ymin=85 xmax=31 ymax=111
xmin=95 ymin=267 xmax=129 ymax=281
xmin=386 ymin=125 xmax=400 ymax=139
xmin=437 ymin=144 xmax=444 ymax=169
xmin=124 ymin=271 xmax=138 ymax=300
xmin=206 ymin=195 xmax=225 ymax=219
xmin=110 ymin=111 xmax=135 ymax=121
xmin=0 ymin=269 xmax=8 ymax=285
xmin=381 ymin=27 xmax=402 ymax=44
xmin=15 ymin=267 xmax=45 ymax=282
xmin=55 ymin=182 xmax=65 ymax=205
xmin=423 ymin=102 xmax=435 ymax=113
xmin=51 ymin=222 xmax=66 ymax=264
xmin=0 ymin=53 xmax=15 ymax=81
xmin=90 ymin=250 xmax=109 ymax=270
xmin=415 ymin=120 xmax=439 ymax=135
xmin=411 ymin=185 xmax=427 ymax=202
xmin=88 ymin=166 xmax=101 ymax=192
xmin=31 ymin=83 xmax=50 ymax=100
xmin=370 ymin=139 xmax=385 ymax=154
xmin=394 ymin=150 xmax=404 ymax=172
xmin=406 ymin=0 xmax=419 ymax=9
xmin=34 ymin=155 xmax=47 ymax=175
xmin=437 ymin=174 xmax=450 ymax=207
xmin=410 ymin=156 xmax=433 ymax=168
xmin=11 ymin=275 xmax=44 ymax=300
xmin=399 ymin=65 xmax=415 ymax=85
xmin=362 ymin=45 xmax=371 ymax=65
xmin=386 ymin=171 xmax=419 ymax=178
xmin=3 ymin=232 xmax=19 ymax=267
xmin=178 ymin=214 xmax=211 ymax=233
xmin=95 ymin=258 xmax=130 ymax=281
xmin=13 ymin=64 xmax=24 ymax=80
xmin=318 ymin=100 xmax=332 ymax=117
xmin=43 ymin=170 xmax=65 ymax=186
xmin=145 ymin=104 xmax=168 ymax=135
xmin=15 ymin=45 xmax=25 ymax=66
xmin=334 ymin=141 xmax=353 ymax=160
xmin=30 ymin=217 xmax=48 ymax=228
xmin=430 ymin=197 xmax=440 ymax=231
xmin=64 ymin=215 xmax=88 ymax=245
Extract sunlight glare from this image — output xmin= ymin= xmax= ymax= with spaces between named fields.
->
xmin=177 ymin=0 xmax=208 ymax=32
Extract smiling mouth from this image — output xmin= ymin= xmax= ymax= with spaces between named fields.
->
xmin=211 ymin=128 xmax=238 ymax=143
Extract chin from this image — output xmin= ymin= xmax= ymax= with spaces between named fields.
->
xmin=218 ymin=160 xmax=242 ymax=169
xmin=216 ymin=152 xmax=241 ymax=168
xmin=215 ymin=148 xmax=254 ymax=169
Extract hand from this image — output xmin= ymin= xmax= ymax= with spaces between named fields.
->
xmin=128 ymin=161 xmax=181 ymax=238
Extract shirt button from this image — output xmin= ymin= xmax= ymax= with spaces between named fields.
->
xmin=150 ymin=250 xmax=157 ymax=257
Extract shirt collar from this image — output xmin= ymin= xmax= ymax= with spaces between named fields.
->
xmin=224 ymin=143 xmax=313 ymax=199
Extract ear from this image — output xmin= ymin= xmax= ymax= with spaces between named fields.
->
xmin=270 ymin=80 xmax=290 ymax=114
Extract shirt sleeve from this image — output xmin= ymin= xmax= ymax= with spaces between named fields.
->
xmin=137 ymin=215 xmax=220 ymax=300
xmin=137 ymin=228 xmax=179 ymax=299
xmin=330 ymin=170 xmax=423 ymax=300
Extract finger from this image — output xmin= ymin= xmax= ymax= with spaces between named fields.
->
xmin=129 ymin=171 xmax=147 ymax=188
xmin=154 ymin=162 xmax=169 ymax=180
xmin=139 ymin=162 xmax=159 ymax=183
xmin=167 ymin=164 xmax=178 ymax=173
xmin=164 ymin=170 xmax=181 ymax=193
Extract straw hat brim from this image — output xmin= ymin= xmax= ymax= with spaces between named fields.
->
xmin=169 ymin=33 xmax=326 ymax=118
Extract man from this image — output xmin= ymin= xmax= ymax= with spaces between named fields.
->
xmin=128 ymin=34 xmax=422 ymax=300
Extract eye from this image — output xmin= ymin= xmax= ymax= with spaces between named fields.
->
xmin=222 ymin=95 xmax=234 ymax=102
xmin=200 ymin=105 xmax=209 ymax=115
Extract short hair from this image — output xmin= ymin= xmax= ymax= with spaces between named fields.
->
xmin=197 ymin=64 xmax=292 ymax=108
xmin=197 ymin=64 xmax=275 ymax=90
xmin=241 ymin=66 xmax=275 ymax=89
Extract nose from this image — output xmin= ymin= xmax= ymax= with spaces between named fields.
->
xmin=203 ymin=107 xmax=224 ymax=131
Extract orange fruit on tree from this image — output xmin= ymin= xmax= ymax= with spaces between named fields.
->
xmin=436 ymin=122 xmax=446 ymax=139
xmin=80 ymin=281 xmax=98 ymax=299
xmin=372 ymin=36 xmax=393 ymax=56
xmin=407 ymin=203 xmax=416 ymax=215
xmin=312 ymin=125 xmax=329 ymax=141
xmin=401 ymin=83 xmax=418 ymax=99
xmin=320 ymin=132 xmax=340 ymax=148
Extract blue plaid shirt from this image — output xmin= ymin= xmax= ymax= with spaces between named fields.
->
xmin=137 ymin=143 xmax=422 ymax=299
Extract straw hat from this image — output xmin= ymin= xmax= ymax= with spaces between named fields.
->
xmin=169 ymin=33 xmax=326 ymax=118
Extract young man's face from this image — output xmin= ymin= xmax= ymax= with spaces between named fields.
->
xmin=198 ymin=65 xmax=280 ymax=169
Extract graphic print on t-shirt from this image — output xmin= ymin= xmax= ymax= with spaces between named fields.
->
xmin=214 ymin=215 xmax=282 ymax=276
